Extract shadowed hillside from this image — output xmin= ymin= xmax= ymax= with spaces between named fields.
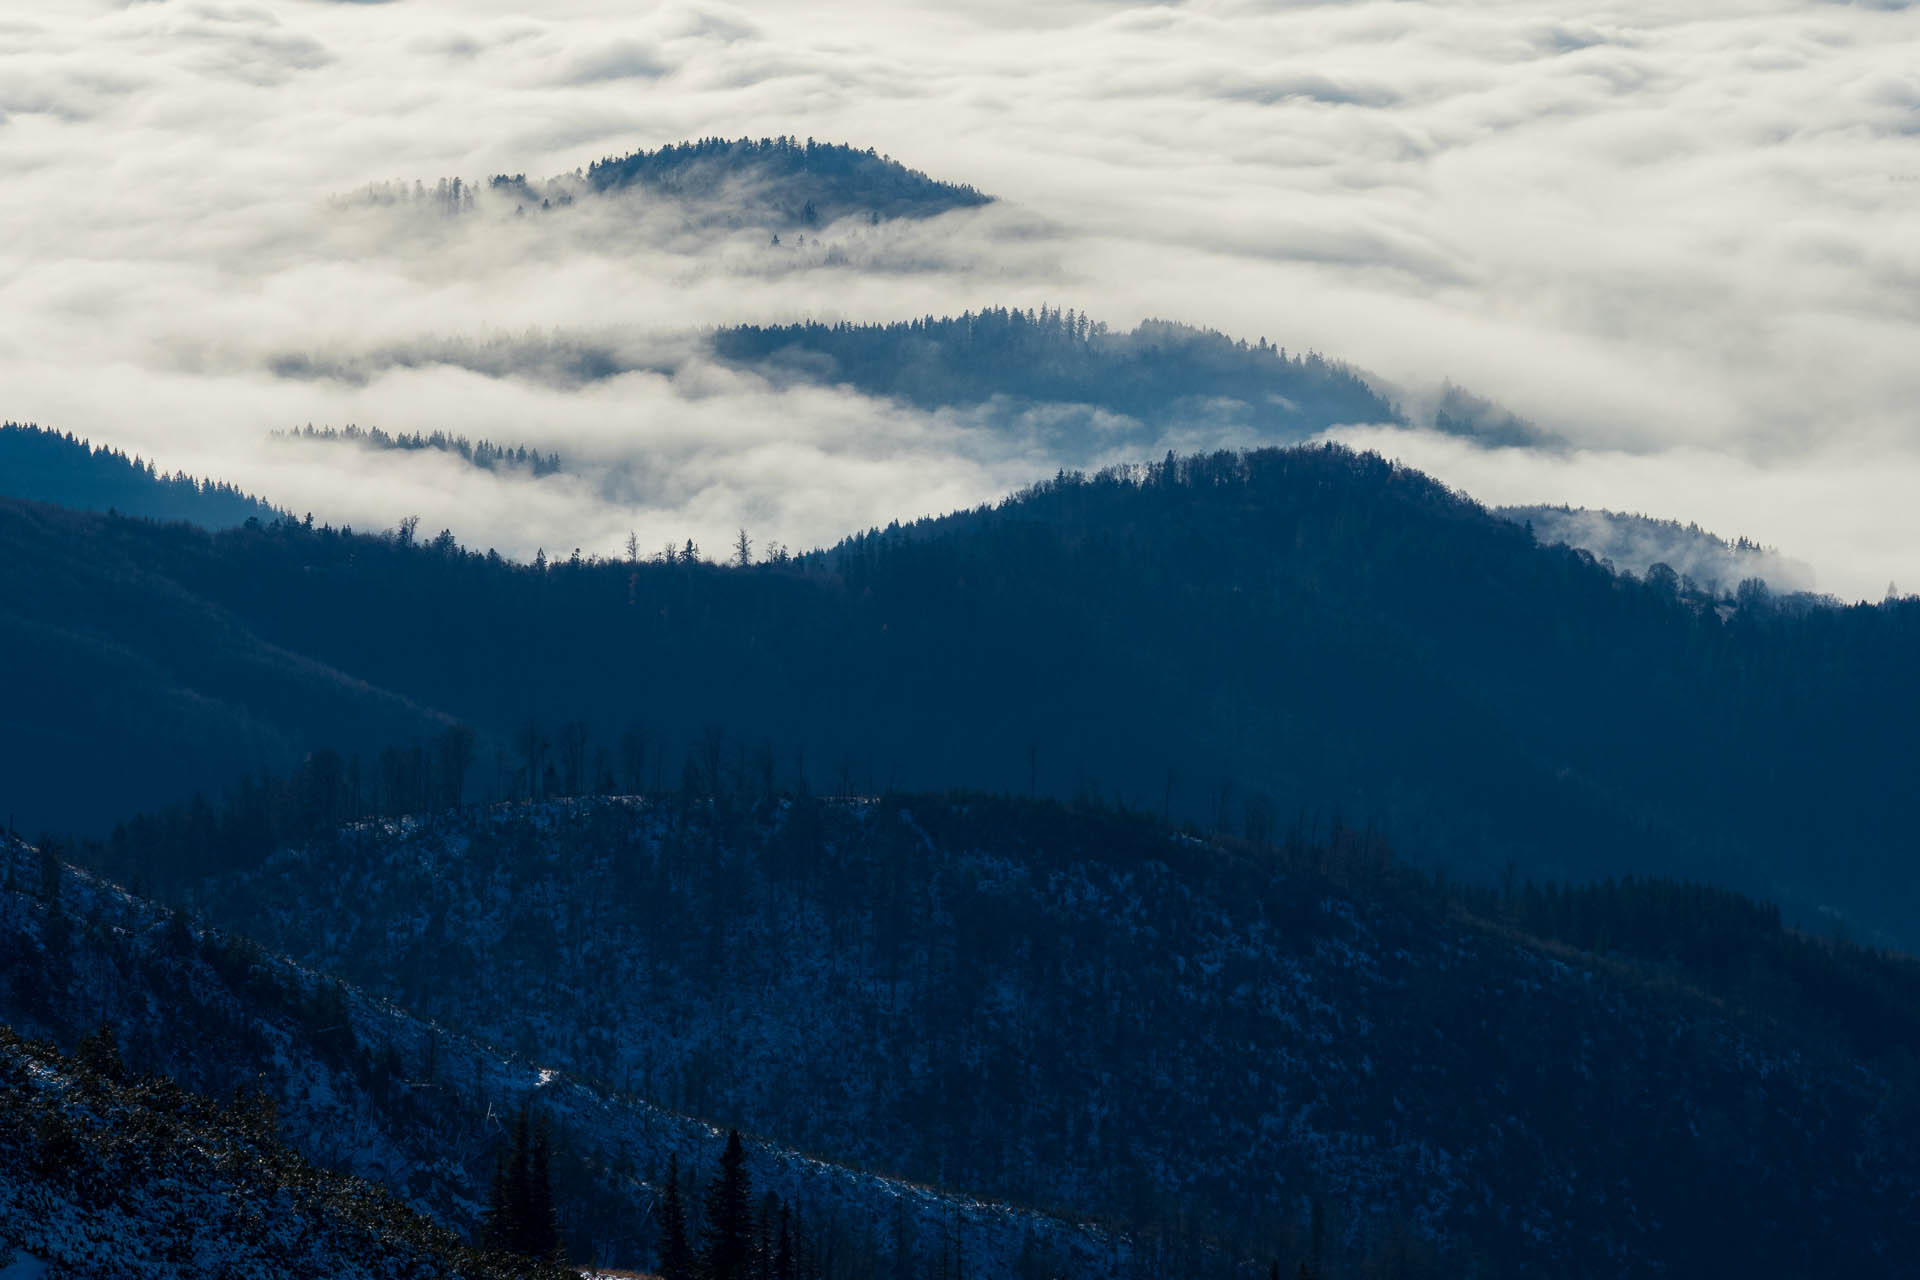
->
xmin=108 ymin=791 xmax=1920 ymax=1278
xmin=0 ymin=832 xmax=1126 ymax=1276
xmin=0 ymin=1026 xmax=564 ymax=1280
xmin=0 ymin=423 xmax=283 ymax=530
xmin=4 ymin=445 xmax=1918 ymax=942
xmin=0 ymin=496 xmax=450 ymax=829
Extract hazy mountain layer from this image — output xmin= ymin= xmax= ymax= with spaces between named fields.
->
xmin=711 ymin=309 xmax=1400 ymax=460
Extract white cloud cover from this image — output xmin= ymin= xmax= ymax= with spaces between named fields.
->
xmin=1 ymin=0 xmax=1917 ymax=597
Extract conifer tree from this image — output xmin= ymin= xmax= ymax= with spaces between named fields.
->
xmin=74 ymin=1023 xmax=124 ymax=1083
xmin=483 ymin=1158 xmax=512 ymax=1252
xmin=484 ymin=1103 xmax=563 ymax=1261
xmin=753 ymin=1203 xmax=774 ymax=1280
xmin=528 ymin=1116 xmax=563 ymax=1260
xmin=702 ymin=1130 xmax=755 ymax=1280
xmin=38 ymin=843 xmax=60 ymax=906
xmin=773 ymin=1204 xmax=795 ymax=1280
xmin=658 ymin=1153 xmax=696 ymax=1280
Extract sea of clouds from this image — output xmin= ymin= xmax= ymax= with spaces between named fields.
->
xmin=2 ymin=0 xmax=1916 ymax=597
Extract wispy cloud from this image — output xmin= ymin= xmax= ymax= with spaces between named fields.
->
xmin=550 ymin=38 xmax=671 ymax=84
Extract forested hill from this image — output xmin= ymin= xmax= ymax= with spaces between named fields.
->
xmin=0 ymin=494 xmax=452 ymax=828
xmin=582 ymin=136 xmax=990 ymax=224
xmin=3 ymin=445 xmax=1919 ymax=943
xmin=354 ymin=136 xmax=990 ymax=230
xmin=0 ymin=422 xmax=283 ymax=529
xmin=713 ymin=309 xmax=1400 ymax=459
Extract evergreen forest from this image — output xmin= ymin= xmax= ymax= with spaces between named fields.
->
xmin=0 ymin=423 xmax=283 ymax=530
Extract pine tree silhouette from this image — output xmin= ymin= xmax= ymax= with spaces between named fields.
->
xmin=527 ymin=1115 xmax=563 ymax=1260
xmin=773 ymin=1204 xmax=795 ymax=1280
xmin=483 ymin=1103 xmax=563 ymax=1261
xmin=702 ymin=1130 xmax=755 ymax=1280
xmin=657 ymin=1153 xmax=695 ymax=1280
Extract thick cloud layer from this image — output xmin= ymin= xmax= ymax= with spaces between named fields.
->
xmin=2 ymin=1 xmax=1916 ymax=597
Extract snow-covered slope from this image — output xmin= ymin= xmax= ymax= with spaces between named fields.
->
xmin=189 ymin=795 xmax=1920 ymax=1277
xmin=0 ymin=833 xmax=1122 ymax=1276
xmin=0 ymin=1024 xmax=561 ymax=1280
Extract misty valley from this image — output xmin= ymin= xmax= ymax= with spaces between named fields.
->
xmin=5 ymin=29 xmax=1920 ymax=1277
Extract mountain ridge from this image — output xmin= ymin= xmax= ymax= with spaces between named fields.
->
xmin=4 ymin=444 xmax=1918 ymax=944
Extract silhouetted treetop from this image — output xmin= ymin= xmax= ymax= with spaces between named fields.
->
xmin=274 ymin=423 xmax=563 ymax=477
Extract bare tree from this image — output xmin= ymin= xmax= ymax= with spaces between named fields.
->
xmin=558 ymin=720 xmax=591 ymax=796
xmin=1212 ymin=778 xmax=1235 ymax=834
xmin=699 ymin=726 xmax=727 ymax=797
xmin=516 ymin=720 xmax=547 ymax=801
xmin=1243 ymin=790 xmax=1275 ymax=848
xmin=619 ymin=721 xmax=648 ymax=795
xmin=754 ymin=738 xmax=776 ymax=801
xmin=437 ymin=724 xmax=477 ymax=809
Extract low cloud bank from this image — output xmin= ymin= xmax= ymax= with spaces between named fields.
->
xmin=1500 ymin=505 xmax=1820 ymax=597
xmin=0 ymin=0 xmax=1915 ymax=597
xmin=1328 ymin=425 xmax=1920 ymax=603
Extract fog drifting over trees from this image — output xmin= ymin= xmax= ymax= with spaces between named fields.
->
xmin=3 ymin=1 xmax=1918 ymax=596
